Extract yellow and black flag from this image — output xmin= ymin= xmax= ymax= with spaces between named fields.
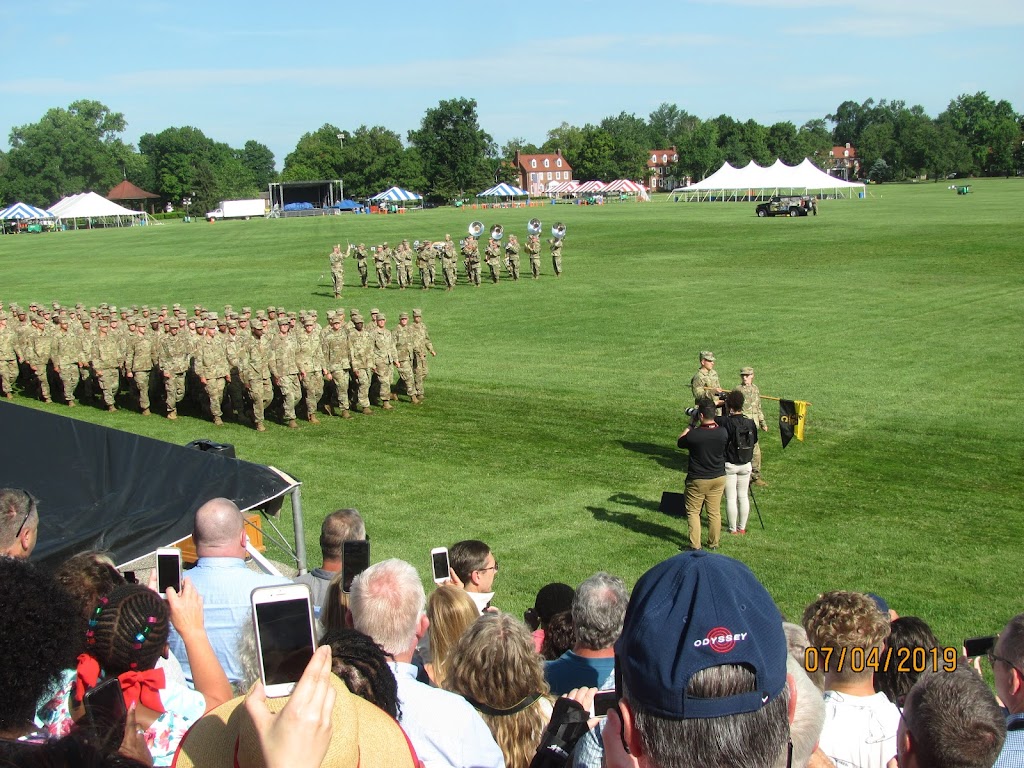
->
xmin=779 ymin=400 xmax=808 ymax=448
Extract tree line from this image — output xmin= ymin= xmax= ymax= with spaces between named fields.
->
xmin=1 ymin=92 xmax=1019 ymax=211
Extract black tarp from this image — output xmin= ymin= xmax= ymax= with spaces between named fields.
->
xmin=0 ymin=401 xmax=297 ymax=569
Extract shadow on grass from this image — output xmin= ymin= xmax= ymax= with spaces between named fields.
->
xmin=587 ymin=503 xmax=686 ymax=548
xmin=620 ymin=441 xmax=685 ymax=471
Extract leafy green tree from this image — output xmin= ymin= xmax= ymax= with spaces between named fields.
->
xmin=4 ymin=100 xmax=135 ymax=206
xmin=241 ymin=140 xmax=277 ymax=189
xmin=408 ymin=98 xmax=493 ymax=200
xmin=648 ymin=103 xmax=698 ymax=148
xmin=742 ymin=120 xmax=772 ymax=165
xmin=713 ymin=115 xmax=749 ymax=166
xmin=828 ymin=99 xmax=878 ymax=147
xmin=281 ymin=124 xmax=344 ymax=182
xmin=677 ymin=120 xmax=723 ymax=179
xmin=939 ymin=92 xmax=1020 ymax=174
xmin=501 ymin=137 xmax=540 ymax=160
xmin=572 ymin=125 xmax=617 ymax=181
xmin=858 ymin=122 xmax=897 ymax=178
xmin=541 ymin=122 xmax=586 ymax=164
xmin=335 ymin=125 xmax=417 ymax=198
xmin=796 ymin=119 xmax=834 ymax=167
xmin=868 ymin=158 xmax=891 ymax=182
xmin=767 ymin=122 xmax=800 ymax=164
xmin=600 ymin=112 xmax=653 ymax=179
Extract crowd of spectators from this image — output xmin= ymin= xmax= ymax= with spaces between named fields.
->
xmin=1 ymin=485 xmax=1021 ymax=768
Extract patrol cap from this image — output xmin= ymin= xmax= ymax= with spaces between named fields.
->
xmin=700 ymin=351 xmax=716 ymax=362
xmin=303 ymin=317 xmax=315 ymax=326
xmin=277 ymin=307 xmax=286 ymax=315
xmin=227 ymin=320 xmax=238 ymax=329
xmin=370 ymin=307 xmax=379 ymax=315
xmin=278 ymin=318 xmax=290 ymax=328
xmin=205 ymin=320 xmax=217 ymax=329
xmin=351 ymin=313 xmax=364 ymax=323
xmin=740 ymin=367 xmax=754 ymax=376
xmin=412 ymin=309 xmax=422 ymax=317
xmin=376 ymin=314 xmax=386 ymax=322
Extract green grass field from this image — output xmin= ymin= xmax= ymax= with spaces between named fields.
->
xmin=4 ymin=179 xmax=1022 ymax=649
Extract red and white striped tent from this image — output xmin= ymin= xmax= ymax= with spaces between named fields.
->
xmin=575 ymin=180 xmax=607 ymax=194
xmin=547 ymin=180 xmax=579 ymax=195
xmin=605 ymin=179 xmax=645 ymax=193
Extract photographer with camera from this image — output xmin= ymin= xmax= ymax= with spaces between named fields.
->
xmin=677 ymin=398 xmax=728 ymax=551
xmin=721 ymin=389 xmax=758 ymax=535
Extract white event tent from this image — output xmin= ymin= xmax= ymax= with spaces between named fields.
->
xmin=671 ymin=158 xmax=865 ymax=202
xmin=49 ymin=192 xmax=147 ymax=228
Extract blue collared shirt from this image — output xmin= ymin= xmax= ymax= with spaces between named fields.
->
xmin=167 ymin=557 xmax=291 ymax=686
xmin=994 ymin=711 xmax=1024 ymax=768
xmin=389 ymin=661 xmax=506 ymax=768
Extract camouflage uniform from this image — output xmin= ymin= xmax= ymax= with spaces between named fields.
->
xmin=462 ymin=237 xmax=481 ymax=286
xmin=484 ymin=239 xmax=502 ymax=283
xmin=505 ymin=235 xmax=521 ymax=281
xmin=374 ymin=246 xmax=389 ymax=288
xmin=296 ymin=322 xmax=325 ymax=422
xmin=90 ymin=327 xmax=122 ymax=410
xmin=383 ymin=244 xmax=394 ymax=285
xmin=126 ymin=327 xmax=157 ymax=413
xmin=410 ymin=310 xmax=435 ymax=401
xmin=329 ymin=245 xmax=346 ymax=297
xmin=269 ymin=322 xmax=302 ymax=426
xmin=223 ymin=323 xmax=247 ymax=418
xmin=156 ymin=326 xmax=191 ymax=418
xmin=548 ymin=237 xmax=563 ymax=276
xmin=321 ymin=317 xmax=354 ymax=417
xmin=441 ymin=236 xmax=457 ymax=290
xmin=395 ymin=242 xmax=410 ymax=290
xmin=370 ymin=316 xmax=398 ymax=408
xmin=526 ymin=234 xmax=542 ymax=278
xmin=416 ymin=243 xmax=432 ymax=289
xmin=392 ymin=314 xmax=416 ymax=401
xmin=0 ymin=319 xmax=19 ymax=398
xmin=193 ymin=326 xmax=230 ymax=424
xmin=691 ymin=352 xmax=722 ymax=404
xmin=51 ymin=324 xmax=82 ymax=405
xmin=348 ymin=317 xmax=374 ymax=412
xmin=738 ymin=367 xmax=769 ymax=484
xmin=241 ymin=325 xmax=273 ymax=430
xmin=24 ymin=323 xmax=53 ymax=402
xmin=354 ymin=244 xmax=369 ymax=287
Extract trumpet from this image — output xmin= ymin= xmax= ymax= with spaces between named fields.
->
xmin=413 ymin=240 xmax=421 ymax=250
xmin=468 ymin=221 xmax=484 ymax=238
xmin=551 ymin=222 xmax=566 ymax=240
xmin=490 ymin=224 xmax=504 ymax=241
xmin=527 ymin=218 xmax=542 ymax=235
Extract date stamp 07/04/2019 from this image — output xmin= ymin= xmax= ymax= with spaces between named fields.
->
xmin=804 ymin=646 xmax=959 ymax=675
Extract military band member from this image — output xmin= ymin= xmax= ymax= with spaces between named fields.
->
xmin=484 ymin=237 xmax=502 ymax=283
xmin=329 ymin=243 xmax=347 ymax=298
xmin=383 ymin=242 xmax=394 ymax=285
xmin=738 ymin=367 xmax=769 ymax=487
xmin=416 ymin=241 xmax=432 ymax=289
xmin=525 ymin=233 xmax=542 ymax=279
xmin=548 ymin=235 xmax=563 ymax=277
xmin=354 ymin=243 xmax=369 ymax=287
xmin=396 ymin=241 xmax=410 ymax=290
xmin=374 ymin=246 xmax=389 ymax=289
xmin=462 ymin=236 xmax=481 ymax=286
xmin=410 ymin=309 xmax=436 ymax=402
xmin=441 ymin=235 xmax=457 ymax=291
xmin=505 ymin=234 xmax=521 ymax=281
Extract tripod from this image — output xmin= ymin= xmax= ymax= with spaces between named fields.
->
xmin=749 ymin=486 xmax=765 ymax=530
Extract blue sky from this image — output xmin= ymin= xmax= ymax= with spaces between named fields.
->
xmin=2 ymin=0 xmax=1020 ymax=167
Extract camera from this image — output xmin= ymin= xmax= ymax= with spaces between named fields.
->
xmin=684 ymin=407 xmax=700 ymax=418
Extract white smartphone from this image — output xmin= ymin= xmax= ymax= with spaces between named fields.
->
xmin=156 ymin=548 xmax=182 ymax=596
xmin=430 ymin=546 xmax=450 ymax=585
xmin=251 ymin=584 xmax=316 ymax=698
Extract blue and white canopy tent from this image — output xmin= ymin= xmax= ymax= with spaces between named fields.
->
xmin=370 ymin=186 xmax=423 ymax=209
xmin=0 ymin=202 xmax=55 ymax=220
xmin=477 ymin=183 xmax=529 ymax=199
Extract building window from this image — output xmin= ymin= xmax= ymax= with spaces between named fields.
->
xmin=673 ymin=154 xmax=678 ymax=162
xmin=547 ymin=172 xmax=552 ymax=180
xmin=531 ymin=159 xmax=537 ymax=168
xmin=662 ymin=154 xmax=668 ymax=163
xmin=531 ymin=173 xmax=537 ymax=182
xmin=556 ymin=158 xmax=562 ymax=168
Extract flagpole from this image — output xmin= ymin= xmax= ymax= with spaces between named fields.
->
xmin=760 ymin=395 xmax=812 ymax=405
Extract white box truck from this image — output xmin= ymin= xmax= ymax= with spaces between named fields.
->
xmin=206 ymin=199 xmax=266 ymax=220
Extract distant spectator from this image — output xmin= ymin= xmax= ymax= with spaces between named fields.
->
xmin=449 ymin=539 xmax=498 ymax=612
xmin=803 ymin=590 xmax=899 ymax=768
xmin=293 ymin=508 xmax=365 ymax=617
xmin=993 ymin=612 xmax=1024 ymax=768
xmin=524 ymin=582 xmax=575 ymax=654
xmin=874 ymin=617 xmax=939 ymax=707
xmin=541 ymin=610 xmax=575 ymax=662
xmin=0 ymin=488 xmax=39 ymax=559
xmin=425 ymin=585 xmax=478 ymax=687
xmin=545 ymin=572 xmax=627 ymax=695
xmin=898 ymin=663 xmax=1005 ymax=768
xmin=167 ymin=497 xmax=290 ymax=686
xmin=319 ymin=628 xmax=400 ymax=720
xmin=349 ymin=559 xmax=504 ymax=768
xmin=446 ymin=612 xmax=551 ymax=768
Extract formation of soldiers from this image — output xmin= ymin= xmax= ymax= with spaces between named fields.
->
xmin=328 ymin=230 xmax=564 ymax=294
xmin=0 ymin=300 xmax=436 ymax=431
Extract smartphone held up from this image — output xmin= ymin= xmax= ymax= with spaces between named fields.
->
xmin=251 ymin=583 xmax=316 ymax=698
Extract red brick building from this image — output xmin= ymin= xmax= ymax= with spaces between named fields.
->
xmin=647 ymin=146 xmax=680 ymax=191
xmin=515 ymin=150 xmax=573 ymax=196
xmin=830 ymin=143 xmax=860 ymax=180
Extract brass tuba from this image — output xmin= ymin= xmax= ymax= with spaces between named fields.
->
xmin=551 ymin=222 xmax=566 ymax=240
xmin=468 ymin=221 xmax=484 ymax=238
xmin=527 ymin=218 xmax=542 ymax=235
xmin=490 ymin=224 xmax=504 ymax=241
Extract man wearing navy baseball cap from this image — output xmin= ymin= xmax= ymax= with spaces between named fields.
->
xmin=602 ymin=550 xmax=794 ymax=768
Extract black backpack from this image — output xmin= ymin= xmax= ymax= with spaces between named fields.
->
xmin=731 ymin=417 xmax=756 ymax=464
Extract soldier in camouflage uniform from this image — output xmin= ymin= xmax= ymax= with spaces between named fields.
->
xmin=505 ymin=234 xmax=521 ymax=281
xmin=370 ymin=313 xmax=399 ymax=410
xmin=691 ymin=351 xmax=725 ymax=411
xmin=0 ymin=315 xmax=19 ymax=399
xmin=241 ymin=320 xmax=273 ymax=431
xmin=321 ymin=310 xmax=354 ymax=419
xmin=410 ymin=309 xmax=436 ymax=402
xmin=90 ymin=322 xmax=122 ymax=412
xmin=51 ymin=317 xmax=82 ymax=406
xmin=373 ymin=246 xmax=389 ymax=289
xmin=738 ymin=367 xmax=769 ymax=487
xmin=484 ymin=237 xmax=502 ymax=283
xmin=156 ymin=322 xmax=191 ymax=419
xmin=441 ymin=235 xmax=457 ymax=291
xmin=348 ymin=313 xmax=374 ymax=414
xmin=463 ymin=236 xmax=481 ymax=286
xmin=392 ymin=312 xmax=416 ymax=402
xmin=193 ymin=321 xmax=230 ymax=426
xmin=354 ymin=243 xmax=369 ymax=287
xmin=417 ymin=241 xmax=432 ymax=289
xmin=548 ymin=235 xmax=563 ymax=277
xmin=395 ymin=241 xmax=410 ymax=290
xmin=329 ymin=244 xmax=347 ymax=298
xmin=223 ymin=320 xmax=247 ymax=420
xmin=125 ymin=320 xmax=157 ymax=415
xmin=525 ymin=233 xmax=542 ymax=278
xmin=383 ymin=242 xmax=394 ymax=285
xmin=296 ymin=316 xmax=325 ymax=423
xmin=269 ymin=318 xmax=302 ymax=428
xmin=402 ymin=242 xmax=415 ymax=288
xmin=24 ymin=317 xmax=53 ymax=403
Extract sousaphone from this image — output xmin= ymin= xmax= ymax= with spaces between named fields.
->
xmin=468 ymin=221 xmax=484 ymax=238
xmin=490 ymin=224 xmax=504 ymax=241
xmin=551 ymin=222 xmax=566 ymax=240
xmin=527 ymin=218 xmax=542 ymax=235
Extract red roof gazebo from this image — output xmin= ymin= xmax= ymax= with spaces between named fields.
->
xmin=107 ymin=180 xmax=160 ymax=212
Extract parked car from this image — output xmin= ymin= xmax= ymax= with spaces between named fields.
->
xmin=755 ymin=196 xmax=817 ymax=217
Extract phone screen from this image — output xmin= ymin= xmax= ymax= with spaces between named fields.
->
xmin=593 ymin=690 xmax=618 ymax=717
xmin=157 ymin=552 xmax=181 ymax=594
xmin=342 ymin=540 xmax=370 ymax=593
xmin=964 ymin=635 xmax=996 ymax=658
xmin=254 ymin=597 xmax=315 ymax=687
xmin=84 ymin=677 xmax=127 ymax=751
xmin=432 ymin=549 xmax=450 ymax=581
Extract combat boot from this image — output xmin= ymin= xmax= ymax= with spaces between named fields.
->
xmin=141 ymin=408 xmax=150 ymax=416
xmin=390 ymin=392 xmax=398 ymax=401
xmin=382 ymin=401 xmax=394 ymax=411
xmin=213 ymin=416 xmax=223 ymax=426
xmin=67 ymin=400 xmax=75 ymax=407
xmin=167 ymin=410 xmax=177 ymax=420
xmin=752 ymin=477 xmax=768 ymax=488
xmin=287 ymin=419 xmax=299 ymax=429
xmin=256 ymin=422 xmax=266 ymax=432
xmin=341 ymin=410 xmax=352 ymax=419
xmin=308 ymin=414 xmax=320 ymax=425
xmin=107 ymin=405 xmax=117 ymax=413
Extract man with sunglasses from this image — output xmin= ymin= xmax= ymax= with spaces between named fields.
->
xmin=993 ymin=615 xmax=1024 ymax=767
xmin=0 ymin=488 xmax=39 ymax=559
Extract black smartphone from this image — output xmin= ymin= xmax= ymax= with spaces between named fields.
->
xmin=342 ymin=539 xmax=370 ymax=593
xmin=592 ymin=690 xmax=618 ymax=717
xmin=123 ymin=570 xmax=138 ymax=584
xmin=156 ymin=547 xmax=182 ymax=595
xmin=83 ymin=676 xmax=127 ymax=751
xmin=251 ymin=584 xmax=317 ymax=698
xmin=964 ymin=635 xmax=996 ymax=658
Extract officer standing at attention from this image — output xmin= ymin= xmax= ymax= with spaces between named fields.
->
xmin=738 ymin=367 xmax=769 ymax=487
xmin=691 ymin=351 xmax=725 ymax=404
xmin=329 ymin=243 xmax=347 ymax=298
xmin=354 ymin=243 xmax=369 ymax=288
